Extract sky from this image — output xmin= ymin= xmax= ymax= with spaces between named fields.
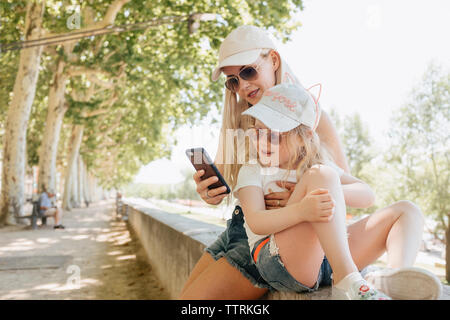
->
xmin=134 ymin=0 xmax=450 ymax=185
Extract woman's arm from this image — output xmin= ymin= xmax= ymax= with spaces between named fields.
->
xmin=340 ymin=173 xmax=375 ymax=208
xmin=316 ymin=110 xmax=350 ymax=173
xmin=238 ymin=186 xmax=334 ymax=235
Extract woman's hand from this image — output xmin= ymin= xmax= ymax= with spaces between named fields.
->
xmin=264 ymin=181 xmax=296 ymax=209
xmin=193 ymin=170 xmax=228 ymax=205
xmin=296 ymin=188 xmax=335 ymax=223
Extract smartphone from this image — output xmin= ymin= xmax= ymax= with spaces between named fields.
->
xmin=185 ymin=147 xmax=231 ymax=194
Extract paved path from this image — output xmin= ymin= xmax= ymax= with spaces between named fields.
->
xmin=0 ymin=200 xmax=168 ymax=300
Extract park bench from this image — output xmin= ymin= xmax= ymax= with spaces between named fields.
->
xmin=14 ymin=197 xmax=47 ymax=230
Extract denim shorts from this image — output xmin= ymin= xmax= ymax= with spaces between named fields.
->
xmin=205 ymin=206 xmax=272 ymax=290
xmin=252 ymin=235 xmax=333 ymax=293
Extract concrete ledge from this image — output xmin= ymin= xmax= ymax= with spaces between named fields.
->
xmin=125 ymin=199 xmax=449 ymax=300
xmin=125 ymin=199 xmax=224 ymax=299
xmin=125 ymin=199 xmax=330 ymax=300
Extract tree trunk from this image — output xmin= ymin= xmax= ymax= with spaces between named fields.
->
xmin=77 ymin=156 xmax=83 ymax=206
xmin=70 ymin=156 xmax=78 ymax=208
xmin=37 ymin=57 xmax=68 ymax=194
xmin=72 ymin=154 xmax=79 ymax=209
xmin=92 ymin=176 xmax=99 ymax=202
xmin=82 ymin=160 xmax=91 ymax=205
xmin=62 ymin=125 xmax=84 ymax=211
xmin=0 ymin=1 xmax=45 ymax=226
xmin=89 ymin=174 xmax=96 ymax=203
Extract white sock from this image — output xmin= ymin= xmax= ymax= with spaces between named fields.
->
xmin=334 ymin=271 xmax=364 ymax=291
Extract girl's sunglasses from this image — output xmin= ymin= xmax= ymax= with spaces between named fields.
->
xmin=249 ymin=127 xmax=288 ymax=146
xmin=224 ymin=60 xmax=263 ymax=93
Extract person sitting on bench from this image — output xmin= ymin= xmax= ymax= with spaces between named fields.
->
xmin=40 ymin=189 xmax=65 ymax=229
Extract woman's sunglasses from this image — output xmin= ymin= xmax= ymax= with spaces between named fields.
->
xmin=224 ymin=59 xmax=264 ymax=93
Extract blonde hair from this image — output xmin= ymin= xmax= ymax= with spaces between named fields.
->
xmin=220 ymin=49 xmax=280 ymax=192
xmin=283 ymin=125 xmax=332 ymax=182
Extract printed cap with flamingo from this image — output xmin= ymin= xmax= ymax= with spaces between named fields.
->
xmin=242 ymin=83 xmax=321 ymax=132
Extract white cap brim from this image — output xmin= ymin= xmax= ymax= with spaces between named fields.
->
xmin=211 ymin=49 xmax=262 ymax=81
xmin=242 ymin=103 xmax=300 ymax=133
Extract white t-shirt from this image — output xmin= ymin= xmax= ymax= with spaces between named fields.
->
xmin=234 ymin=162 xmax=344 ymax=253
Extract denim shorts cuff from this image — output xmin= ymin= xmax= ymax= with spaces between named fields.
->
xmin=205 ymin=249 xmax=273 ymax=290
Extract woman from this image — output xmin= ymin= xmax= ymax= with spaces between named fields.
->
xmin=179 ymin=25 xmax=441 ymax=300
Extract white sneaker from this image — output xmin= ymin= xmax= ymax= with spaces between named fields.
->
xmin=364 ymin=267 xmax=442 ymax=300
xmin=332 ymin=272 xmax=391 ymax=300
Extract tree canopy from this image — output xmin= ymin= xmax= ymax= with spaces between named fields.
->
xmin=1 ymin=0 xmax=305 ymax=190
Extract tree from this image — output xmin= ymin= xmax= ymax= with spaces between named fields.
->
xmin=0 ymin=1 xmax=45 ymax=225
xmin=57 ymin=0 xmax=306 ymax=190
xmin=1 ymin=0 xmax=306 ymax=224
xmin=341 ymin=113 xmax=373 ymax=179
xmin=386 ymin=62 xmax=449 ymax=281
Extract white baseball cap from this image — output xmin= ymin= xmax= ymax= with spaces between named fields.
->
xmin=211 ymin=25 xmax=277 ymax=81
xmin=242 ymin=83 xmax=320 ymax=132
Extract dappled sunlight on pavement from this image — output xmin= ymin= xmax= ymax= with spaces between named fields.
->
xmin=0 ymin=200 xmax=168 ymax=300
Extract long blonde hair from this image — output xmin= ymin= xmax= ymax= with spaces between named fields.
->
xmin=218 ymin=49 xmax=302 ymax=193
xmin=220 ymin=50 xmax=273 ymax=189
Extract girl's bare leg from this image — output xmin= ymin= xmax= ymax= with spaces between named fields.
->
xmin=275 ymin=183 xmax=425 ymax=288
xmin=179 ymin=255 xmax=268 ymax=300
xmin=304 ymin=167 xmax=359 ymax=283
xmin=274 ymin=166 xmax=358 ymax=287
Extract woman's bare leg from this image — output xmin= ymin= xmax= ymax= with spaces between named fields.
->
xmin=179 ymin=256 xmax=268 ymax=300
xmin=345 ymin=201 xmax=440 ymax=300
xmin=346 ymin=200 xmax=424 ymax=270
xmin=180 ymin=252 xmax=216 ymax=297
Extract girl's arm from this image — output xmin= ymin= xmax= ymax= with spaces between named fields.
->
xmin=340 ymin=173 xmax=375 ymax=208
xmin=238 ymin=186 xmax=334 ymax=235
xmin=316 ymin=111 xmax=350 ymax=173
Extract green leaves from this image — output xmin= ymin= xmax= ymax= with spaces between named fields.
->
xmin=386 ymin=62 xmax=449 ymax=228
xmin=2 ymin=0 xmax=306 ymax=189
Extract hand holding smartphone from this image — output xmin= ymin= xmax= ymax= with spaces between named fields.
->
xmin=185 ymin=147 xmax=231 ymax=195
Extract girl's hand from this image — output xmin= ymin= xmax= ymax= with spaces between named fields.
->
xmin=296 ymin=188 xmax=335 ymax=222
xmin=264 ymin=181 xmax=296 ymax=209
xmin=193 ymin=170 xmax=228 ymax=205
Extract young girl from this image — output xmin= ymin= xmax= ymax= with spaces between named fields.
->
xmin=236 ymin=83 xmax=390 ymax=299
